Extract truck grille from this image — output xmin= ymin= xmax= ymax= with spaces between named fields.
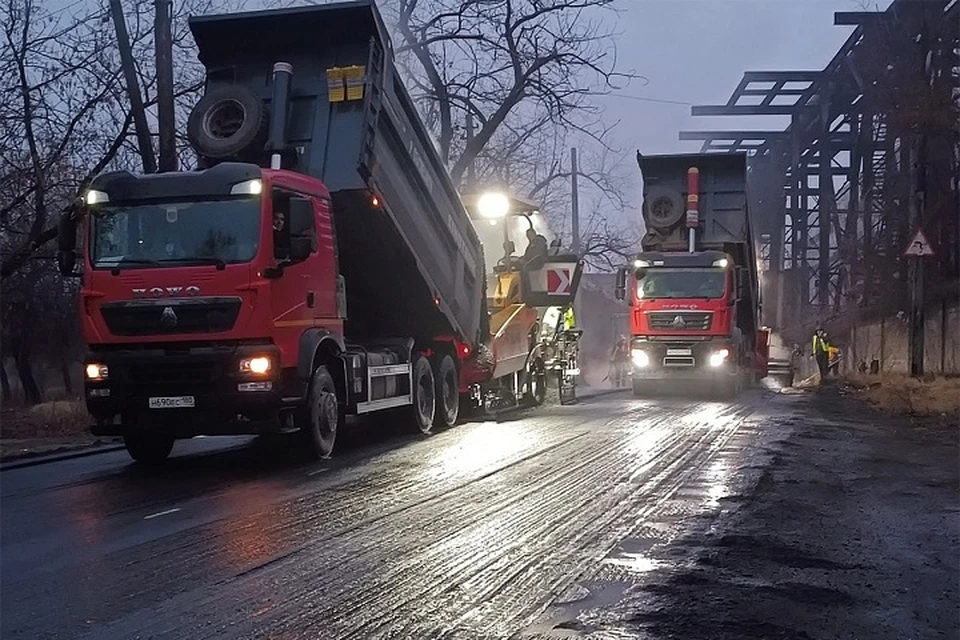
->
xmin=128 ymin=361 xmax=219 ymax=385
xmin=647 ymin=312 xmax=712 ymax=331
xmin=101 ymin=297 xmax=242 ymax=336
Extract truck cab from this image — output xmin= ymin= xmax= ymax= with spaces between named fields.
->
xmin=617 ymin=249 xmax=745 ymax=394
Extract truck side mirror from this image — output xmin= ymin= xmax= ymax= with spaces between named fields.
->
xmin=614 ymin=267 xmax=627 ymax=301
xmin=57 ymin=209 xmax=80 ymax=277
xmin=728 ymin=267 xmax=742 ymax=305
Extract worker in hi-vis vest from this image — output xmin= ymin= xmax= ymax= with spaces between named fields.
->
xmin=812 ymin=328 xmax=830 ymax=380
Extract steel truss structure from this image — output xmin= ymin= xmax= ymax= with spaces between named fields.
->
xmin=681 ymin=0 xmax=959 ymax=340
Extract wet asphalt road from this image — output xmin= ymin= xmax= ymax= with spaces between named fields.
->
xmin=1 ymin=390 xmax=787 ymax=639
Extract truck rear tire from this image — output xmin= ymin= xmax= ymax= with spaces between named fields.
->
xmin=433 ymin=354 xmax=459 ymax=428
xmin=124 ymin=432 xmax=174 ymax=465
xmin=297 ymin=366 xmax=339 ymax=458
xmin=187 ymin=85 xmax=268 ymax=160
xmin=409 ymin=355 xmax=436 ymax=434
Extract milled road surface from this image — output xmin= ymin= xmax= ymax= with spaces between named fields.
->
xmin=0 ymin=391 xmax=865 ymax=639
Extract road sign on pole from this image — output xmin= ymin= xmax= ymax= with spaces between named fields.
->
xmin=903 ymin=229 xmax=935 ymax=257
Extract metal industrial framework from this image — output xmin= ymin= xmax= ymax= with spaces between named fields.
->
xmin=681 ymin=0 xmax=959 ymax=342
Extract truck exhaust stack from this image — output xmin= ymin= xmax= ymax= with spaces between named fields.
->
xmin=267 ymin=62 xmax=293 ymax=170
xmin=686 ymin=166 xmax=699 ymax=253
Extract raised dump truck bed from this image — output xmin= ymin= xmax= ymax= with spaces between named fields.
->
xmin=189 ymin=1 xmax=485 ymax=344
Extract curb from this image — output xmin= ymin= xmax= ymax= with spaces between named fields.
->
xmin=0 ymin=443 xmax=126 ymax=471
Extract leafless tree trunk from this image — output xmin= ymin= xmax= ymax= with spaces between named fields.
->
xmin=1 ymin=361 xmax=12 ymax=405
xmin=60 ymin=356 xmax=74 ymax=396
xmin=14 ymin=347 xmax=41 ymax=406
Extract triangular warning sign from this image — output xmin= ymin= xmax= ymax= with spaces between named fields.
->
xmin=903 ymin=229 xmax=935 ymax=257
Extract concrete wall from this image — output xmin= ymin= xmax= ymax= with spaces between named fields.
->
xmin=847 ymin=302 xmax=960 ymax=375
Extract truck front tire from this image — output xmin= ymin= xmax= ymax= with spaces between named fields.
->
xmin=409 ymin=355 xmax=436 ymax=434
xmin=298 ymin=366 xmax=339 ymax=458
xmin=124 ymin=432 xmax=174 ymax=465
xmin=433 ymin=354 xmax=459 ymax=428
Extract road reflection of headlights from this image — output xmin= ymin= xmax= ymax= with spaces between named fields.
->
xmin=631 ymin=349 xmax=650 ymax=368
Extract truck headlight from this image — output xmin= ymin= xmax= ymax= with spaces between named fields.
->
xmin=85 ymin=363 xmax=108 ymax=380
xmin=709 ymin=348 xmax=730 ymax=367
xmin=239 ymin=356 xmax=272 ymax=375
xmin=631 ymin=349 xmax=650 ymax=368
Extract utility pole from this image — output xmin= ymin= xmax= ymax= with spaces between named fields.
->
xmin=570 ymin=147 xmax=580 ymax=254
xmin=909 ymin=15 xmax=932 ymax=378
xmin=155 ymin=0 xmax=177 ymax=172
xmin=109 ymin=0 xmax=156 ymax=173
xmin=465 ymin=110 xmax=476 ymax=190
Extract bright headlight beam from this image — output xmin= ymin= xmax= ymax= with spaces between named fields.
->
xmin=631 ymin=349 xmax=650 ymax=367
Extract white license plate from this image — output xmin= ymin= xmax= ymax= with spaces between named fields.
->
xmin=667 ymin=348 xmax=692 ymax=356
xmin=148 ymin=396 xmax=195 ymax=409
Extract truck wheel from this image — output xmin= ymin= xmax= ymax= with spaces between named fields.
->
xmin=298 ymin=366 xmax=339 ymax=458
xmin=523 ymin=358 xmax=547 ymax=406
xmin=123 ymin=432 xmax=174 ymax=465
xmin=643 ymin=186 xmax=685 ymax=231
xmin=408 ymin=355 xmax=436 ymax=434
xmin=187 ymin=85 xmax=268 ymax=160
xmin=433 ymin=354 xmax=459 ymax=428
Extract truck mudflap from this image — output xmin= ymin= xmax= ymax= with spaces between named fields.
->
xmin=755 ymin=327 xmax=771 ymax=379
xmin=83 ymin=343 xmax=296 ymax=437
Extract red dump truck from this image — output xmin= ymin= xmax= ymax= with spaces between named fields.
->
xmin=56 ymin=1 xmax=581 ymax=463
xmin=615 ymin=152 xmax=769 ymax=397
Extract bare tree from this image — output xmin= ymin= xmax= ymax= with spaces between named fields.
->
xmin=392 ymin=0 xmax=637 ymax=181
xmin=389 ymin=0 xmax=639 ymax=265
xmin=0 ymin=0 xmax=220 ymax=403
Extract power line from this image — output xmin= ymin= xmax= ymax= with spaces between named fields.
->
xmin=606 ymin=93 xmax=694 ymax=106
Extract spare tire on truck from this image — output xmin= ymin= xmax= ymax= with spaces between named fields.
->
xmin=187 ymin=85 xmax=268 ymax=160
xmin=642 ymin=186 xmax=685 ymax=231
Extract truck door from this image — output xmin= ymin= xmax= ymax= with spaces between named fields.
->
xmin=270 ymin=187 xmax=320 ymax=338
xmin=311 ymin=195 xmax=341 ymax=323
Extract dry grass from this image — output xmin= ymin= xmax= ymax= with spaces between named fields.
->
xmin=1 ymin=400 xmax=90 ymax=439
xmin=844 ymin=373 xmax=960 ymax=418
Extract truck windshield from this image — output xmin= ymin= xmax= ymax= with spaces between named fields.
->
xmin=90 ymin=198 xmax=260 ymax=269
xmin=637 ymin=268 xmax=726 ymax=299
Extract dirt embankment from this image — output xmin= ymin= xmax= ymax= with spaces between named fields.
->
xmin=841 ymin=373 xmax=960 ymax=420
xmin=0 ymin=400 xmax=115 ymax=461
xmin=623 ymin=388 xmax=959 ymax=640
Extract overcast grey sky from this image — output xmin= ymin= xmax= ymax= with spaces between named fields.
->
xmin=597 ymin=0 xmax=891 ymax=156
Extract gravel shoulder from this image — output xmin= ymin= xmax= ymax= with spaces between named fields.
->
xmin=618 ymin=387 xmax=959 ymax=640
